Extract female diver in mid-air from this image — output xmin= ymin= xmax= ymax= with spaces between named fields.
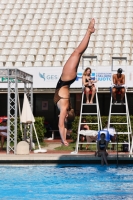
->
xmin=54 ymin=19 xmax=95 ymax=146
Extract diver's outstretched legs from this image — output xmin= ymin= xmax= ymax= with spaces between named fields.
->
xmin=61 ymin=19 xmax=95 ymax=81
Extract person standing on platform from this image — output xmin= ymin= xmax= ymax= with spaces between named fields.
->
xmin=54 ymin=19 xmax=95 ymax=146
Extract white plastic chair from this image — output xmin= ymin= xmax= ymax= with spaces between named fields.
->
xmin=124 ymin=23 xmax=133 ymax=29
xmin=51 ymin=35 xmax=59 ymax=42
xmin=43 ymin=61 xmax=52 ymax=66
xmin=115 ymin=29 xmax=123 ymax=35
xmin=103 ymin=48 xmax=112 ymax=54
xmin=42 ymin=35 xmax=50 ymax=42
xmin=17 ymin=55 xmax=26 ymax=62
xmin=47 ymin=48 xmax=56 ymax=55
xmin=36 ymin=55 xmax=44 ymax=62
xmin=124 ymin=29 xmax=132 ymax=35
xmin=107 ymin=23 xmax=115 ymax=29
xmin=65 ymin=48 xmax=74 ymax=55
xmin=26 ymin=55 xmax=35 ymax=62
xmin=104 ymin=41 xmax=113 ymax=48
xmin=14 ymin=62 xmax=23 ymax=67
xmin=62 ymin=30 xmax=70 ymax=36
xmin=10 ymin=48 xmax=19 ymax=55
xmin=102 ymin=54 xmax=111 ymax=61
xmin=0 ymin=55 xmax=7 ymax=62
xmin=113 ymin=48 xmax=121 ymax=54
xmin=58 ymin=13 xmax=66 ymax=19
xmin=20 ymin=24 xmax=29 ymax=31
xmin=95 ymin=41 xmax=103 ymax=48
xmin=13 ymin=42 xmax=22 ymax=49
xmin=114 ymin=35 xmax=122 ymax=41
xmin=44 ymin=30 xmax=53 ymax=36
xmin=124 ymin=35 xmax=132 ymax=41
xmin=106 ymin=29 xmax=114 ymax=35
xmin=34 ymin=61 xmax=42 ymax=67
xmin=1 ymin=49 xmax=10 ymax=55
xmin=24 ymin=61 xmax=33 ymax=67
xmin=56 ymin=48 xmax=65 ymax=55
xmin=52 ymin=61 xmax=61 ymax=66
xmin=58 ymin=42 xmax=67 ymax=48
xmin=23 ymin=19 xmax=31 ymax=25
xmin=105 ymin=35 xmax=113 ymax=41
xmin=122 ymin=47 xmax=130 ymax=54
xmin=20 ymin=49 xmax=28 ymax=55
xmin=38 ymin=48 xmax=47 ymax=55
xmin=67 ymin=42 xmax=76 ymax=48
xmin=55 ymin=24 xmax=63 ymax=30
xmin=108 ymin=12 xmax=117 ymax=18
xmin=1 ymin=30 xmax=9 ymax=37
xmin=28 ymin=49 xmax=37 ymax=55
xmin=30 ymin=42 xmax=40 ymax=49
xmin=8 ymin=55 xmax=16 ymax=62
xmin=40 ymin=18 xmax=48 ymax=25
xmin=54 ymin=54 xmax=63 ymax=62
xmin=0 ymin=62 xmax=4 ymax=67
xmin=40 ymin=42 xmax=49 ymax=48
xmin=45 ymin=55 xmax=54 ymax=62
xmin=5 ymin=62 xmax=14 ymax=67
xmin=7 ymin=36 xmax=15 ymax=43
xmin=93 ymin=47 xmax=102 ymax=55
xmin=49 ymin=42 xmax=58 ymax=49
xmin=24 ymin=36 xmax=33 ymax=43
xmin=98 ymin=23 xmax=107 ymax=30
xmin=34 ymin=13 xmax=42 ymax=20
xmin=34 ymin=36 xmax=42 ymax=42
xmin=110 ymin=7 xmax=117 ymax=13
xmin=31 ymin=19 xmax=39 ymax=25
xmin=123 ymin=41 xmax=131 ymax=48
xmin=113 ymin=41 xmax=122 ymax=48
xmin=66 ymin=35 xmax=78 ymax=42
xmin=0 ymin=43 xmax=4 ymax=49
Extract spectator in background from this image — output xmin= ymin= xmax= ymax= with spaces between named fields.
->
xmin=80 ymin=118 xmax=97 ymax=150
xmin=0 ymin=119 xmax=7 ymax=150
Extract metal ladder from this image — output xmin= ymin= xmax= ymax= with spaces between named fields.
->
xmin=73 ymin=55 xmax=102 ymax=154
xmin=74 ymin=88 xmax=102 ymax=153
xmin=107 ymin=90 xmax=132 ymax=153
xmin=108 ymin=57 xmax=132 ymax=154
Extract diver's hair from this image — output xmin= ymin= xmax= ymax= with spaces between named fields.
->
xmin=67 ymin=109 xmax=75 ymax=122
xmin=83 ymin=67 xmax=92 ymax=76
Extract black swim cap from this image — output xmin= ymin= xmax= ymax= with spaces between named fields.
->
xmin=117 ymin=68 xmax=123 ymax=74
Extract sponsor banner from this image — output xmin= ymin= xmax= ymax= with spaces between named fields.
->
xmin=0 ymin=66 xmax=133 ymax=89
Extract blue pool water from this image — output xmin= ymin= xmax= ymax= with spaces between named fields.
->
xmin=0 ymin=164 xmax=133 ymax=200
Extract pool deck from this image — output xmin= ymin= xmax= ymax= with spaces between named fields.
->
xmin=0 ymin=151 xmax=133 ymax=165
xmin=0 ymin=139 xmax=133 ymax=164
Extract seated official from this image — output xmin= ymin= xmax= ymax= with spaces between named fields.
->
xmin=112 ymin=68 xmax=125 ymax=104
xmin=82 ymin=67 xmax=97 ymax=104
xmin=80 ymin=118 xmax=97 ymax=150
